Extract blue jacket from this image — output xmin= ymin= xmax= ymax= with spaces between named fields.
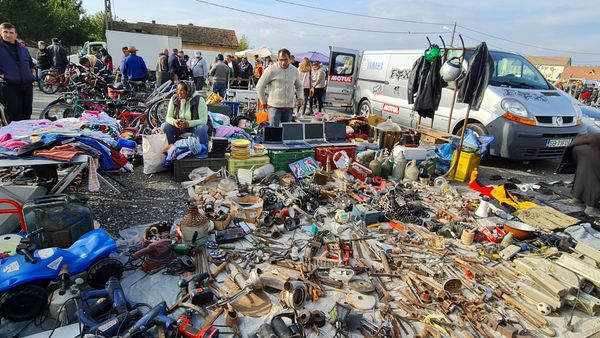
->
xmin=168 ymin=54 xmax=180 ymax=75
xmin=122 ymin=54 xmax=148 ymax=81
xmin=0 ymin=39 xmax=35 ymax=85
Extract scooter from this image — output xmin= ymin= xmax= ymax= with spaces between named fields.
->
xmin=0 ymin=228 xmax=123 ymax=321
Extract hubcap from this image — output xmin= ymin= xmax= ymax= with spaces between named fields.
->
xmin=360 ymin=103 xmax=370 ymax=116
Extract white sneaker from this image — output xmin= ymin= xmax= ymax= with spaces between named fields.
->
xmin=584 ymin=206 xmax=600 ymax=218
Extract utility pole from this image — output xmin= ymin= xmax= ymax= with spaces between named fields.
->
xmin=104 ymin=0 xmax=113 ymax=31
xmin=450 ymin=22 xmax=457 ymax=47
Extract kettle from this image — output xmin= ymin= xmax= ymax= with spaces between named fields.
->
xmin=404 ymin=159 xmax=419 ymax=182
xmin=392 ymin=150 xmax=407 ymax=179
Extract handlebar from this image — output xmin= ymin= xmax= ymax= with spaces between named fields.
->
xmin=17 ymin=247 xmax=37 ymax=263
xmin=26 ymin=228 xmax=44 ymax=239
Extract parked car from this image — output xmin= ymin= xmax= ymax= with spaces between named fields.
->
xmin=580 ymin=105 xmax=600 ymax=134
xmin=326 ymin=47 xmax=587 ymax=160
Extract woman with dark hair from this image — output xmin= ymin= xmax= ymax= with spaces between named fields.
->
xmin=99 ymin=48 xmax=113 ymax=74
xmin=161 ymin=81 xmax=209 ymax=145
xmin=558 ymin=134 xmax=600 ymax=217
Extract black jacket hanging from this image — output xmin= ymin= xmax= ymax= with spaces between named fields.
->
xmin=458 ymin=42 xmax=493 ymax=110
xmin=407 ymin=55 xmax=443 ymax=119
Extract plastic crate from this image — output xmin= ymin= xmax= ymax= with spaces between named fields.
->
xmin=222 ymin=101 xmax=239 ymax=118
xmin=314 ymin=146 xmax=356 ymax=171
xmin=450 ymin=151 xmax=480 ymax=182
xmin=173 ymin=157 xmax=228 ymax=182
xmin=227 ymin=155 xmax=270 ymax=174
xmin=268 ymin=149 xmax=314 ymax=172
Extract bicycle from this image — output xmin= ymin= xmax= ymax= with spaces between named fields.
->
xmin=38 ymin=63 xmax=83 ymax=94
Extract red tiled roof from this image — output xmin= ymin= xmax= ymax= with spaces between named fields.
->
xmin=560 ymin=66 xmax=600 ymax=81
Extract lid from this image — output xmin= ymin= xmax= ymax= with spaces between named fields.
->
xmin=376 ymin=117 xmax=401 ymax=132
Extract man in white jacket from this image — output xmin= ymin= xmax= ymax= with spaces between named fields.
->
xmin=189 ymin=51 xmax=208 ymax=90
xmin=256 ymin=48 xmax=303 ymax=126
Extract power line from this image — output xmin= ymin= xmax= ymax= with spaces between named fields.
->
xmin=192 ymin=0 xmax=448 ymax=35
xmin=457 ymin=25 xmax=600 ymax=56
xmin=274 ymin=0 xmax=451 ymax=26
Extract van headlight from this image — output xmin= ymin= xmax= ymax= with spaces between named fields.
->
xmin=501 ymin=99 xmax=528 ymax=117
xmin=501 ymin=99 xmax=536 ymax=126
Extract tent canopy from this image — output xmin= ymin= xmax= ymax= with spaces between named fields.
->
xmin=293 ymin=51 xmax=330 ymax=65
xmin=235 ymin=47 xmax=277 ymax=58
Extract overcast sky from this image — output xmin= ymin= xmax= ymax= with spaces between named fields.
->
xmin=82 ymin=0 xmax=600 ymax=65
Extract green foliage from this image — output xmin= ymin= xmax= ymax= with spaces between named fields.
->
xmin=0 ymin=0 xmax=104 ymax=46
xmin=238 ymin=34 xmax=249 ymax=51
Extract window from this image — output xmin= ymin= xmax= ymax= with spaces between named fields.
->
xmin=489 ymin=51 xmax=550 ymax=90
xmin=330 ymin=53 xmax=355 ymax=76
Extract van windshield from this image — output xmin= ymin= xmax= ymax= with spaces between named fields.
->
xmin=486 ymin=51 xmax=550 ymax=90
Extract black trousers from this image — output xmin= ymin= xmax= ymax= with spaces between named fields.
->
xmin=3 ymin=83 xmax=33 ymax=122
xmin=313 ymin=87 xmax=325 ymax=111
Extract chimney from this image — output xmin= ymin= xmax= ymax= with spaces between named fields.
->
xmin=152 ymin=20 xmax=156 ymax=24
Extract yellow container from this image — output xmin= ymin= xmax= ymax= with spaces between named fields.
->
xmin=227 ymin=155 xmax=270 ymax=174
xmin=450 ymin=151 xmax=481 ymax=182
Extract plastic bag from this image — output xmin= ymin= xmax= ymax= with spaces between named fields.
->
xmin=142 ymin=132 xmax=168 ymax=174
xmin=452 ymin=129 xmax=494 ymax=157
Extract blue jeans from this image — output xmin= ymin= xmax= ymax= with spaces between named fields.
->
xmin=212 ymin=81 xmax=227 ymax=98
xmin=161 ymin=122 xmax=209 ymax=145
xmin=269 ymin=107 xmax=293 ymax=127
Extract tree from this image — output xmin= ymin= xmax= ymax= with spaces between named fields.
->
xmin=238 ymin=34 xmax=249 ymax=51
xmin=0 ymin=0 xmax=104 ymax=46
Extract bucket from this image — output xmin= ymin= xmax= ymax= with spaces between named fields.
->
xmin=234 ymin=196 xmax=263 ymax=223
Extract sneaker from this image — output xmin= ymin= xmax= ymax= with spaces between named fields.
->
xmin=584 ymin=206 xmax=600 ymax=218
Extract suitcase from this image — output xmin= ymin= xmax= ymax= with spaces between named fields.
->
xmin=23 ymin=194 xmax=94 ymax=248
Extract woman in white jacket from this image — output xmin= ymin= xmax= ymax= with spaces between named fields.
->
xmin=311 ymin=61 xmax=326 ymax=112
xmin=297 ymin=57 xmax=313 ymax=116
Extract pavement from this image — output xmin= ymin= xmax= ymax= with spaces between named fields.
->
xmin=32 ymin=85 xmax=59 ymax=118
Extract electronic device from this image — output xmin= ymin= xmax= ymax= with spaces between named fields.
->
xmin=282 ymin=122 xmax=309 ymax=149
xmin=303 ymin=123 xmax=330 ymax=147
xmin=325 ymin=122 xmax=353 ymax=146
xmin=262 ymin=127 xmax=287 ymax=150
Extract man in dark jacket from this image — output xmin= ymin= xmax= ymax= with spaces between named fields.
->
xmin=0 ymin=23 xmax=36 ymax=121
xmin=156 ymin=48 xmax=169 ymax=85
xmin=239 ymin=56 xmax=253 ymax=87
xmin=49 ymin=37 xmax=68 ymax=73
xmin=36 ymin=41 xmax=53 ymax=79
xmin=168 ymin=49 xmax=181 ymax=82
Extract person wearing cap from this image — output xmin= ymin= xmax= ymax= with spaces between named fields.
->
xmin=256 ymin=48 xmax=303 ymax=126
xmin=161 ymin=80 xmax=209 ymax=145
xmin=189 ymin=51 xmax=208 ymax=90
xmin=208 ymin=54 xmax=230 ymax=98
xmin=121 ymin=46 xmax=148 ymax=85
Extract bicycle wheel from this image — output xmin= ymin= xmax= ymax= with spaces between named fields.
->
xmin=148 ymin=98 xmax=170 ymax=128
xmin=40 ymin=103 xmax=74 ymax=121
xmin=38 ymin=73 xmax=61 ymax=94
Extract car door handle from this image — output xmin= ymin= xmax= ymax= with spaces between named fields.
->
xmin=341 ymin=89 xmax=350 ymax=94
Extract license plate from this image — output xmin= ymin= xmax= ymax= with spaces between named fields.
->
xmin=546 ymin=139 xmax=571 ymax=147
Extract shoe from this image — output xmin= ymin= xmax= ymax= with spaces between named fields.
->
xmin=584 ymin=206 xmax=600 ymax=218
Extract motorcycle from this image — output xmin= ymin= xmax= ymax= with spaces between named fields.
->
xmin=0 ymin=228 xmax=123 ymax=321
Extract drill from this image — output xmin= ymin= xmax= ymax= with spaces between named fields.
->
xmin=122 ymin=301 xmax=175 ymax=338
xmin=177 ymin=309 xmax=219 ymax=338
xmin=178 ymin=272 xmax=215 ymax=306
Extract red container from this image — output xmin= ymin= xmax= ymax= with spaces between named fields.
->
xmin=314 ymin=146 xmax=356 ymax=171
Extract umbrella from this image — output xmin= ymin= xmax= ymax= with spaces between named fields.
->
xmin=294 ymin=51 xmax=329 ymax=65
xmin=235 ymin=47 xmax=276 ymax=58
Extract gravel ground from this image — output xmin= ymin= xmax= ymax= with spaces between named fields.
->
xmin=66 ymin=166 xmax=189 ymax=237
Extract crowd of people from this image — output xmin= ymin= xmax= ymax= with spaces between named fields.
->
xmin=0 ymin=21 xmax=329 ymax=142
xmin=556 ymin=81 xmax=600 ymax=107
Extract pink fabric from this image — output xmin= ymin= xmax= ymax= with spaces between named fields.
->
xmin=0 ymin=133 xmax=11 ymax=142
xmin=0 ymin=140 xmax=28 ymax=151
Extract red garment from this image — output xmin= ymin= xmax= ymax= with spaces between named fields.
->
xmin=469 ymin=179 xmax=494 ymax=196
xmin=33 ymin=145 xmax=83 ymax=162
xmin=582 ymin=90 xmax=591 ymax=100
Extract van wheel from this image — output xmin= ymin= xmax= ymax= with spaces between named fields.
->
xmin=358 ymin=100 xmax=371 ymax=117
xmin=466 ymin=122 xmax=488 ymax=137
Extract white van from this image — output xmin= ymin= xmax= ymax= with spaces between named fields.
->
xmin=326 ymin=47 xmax=587 ymax=160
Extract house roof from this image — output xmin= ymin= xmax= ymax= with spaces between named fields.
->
xmin=560 ymin=66 xmax=600 ymax=81
xmin=110 ymin=21 xmax=238 ymax=49
xmin=525 ymin=55 xmax=571 ymax=67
